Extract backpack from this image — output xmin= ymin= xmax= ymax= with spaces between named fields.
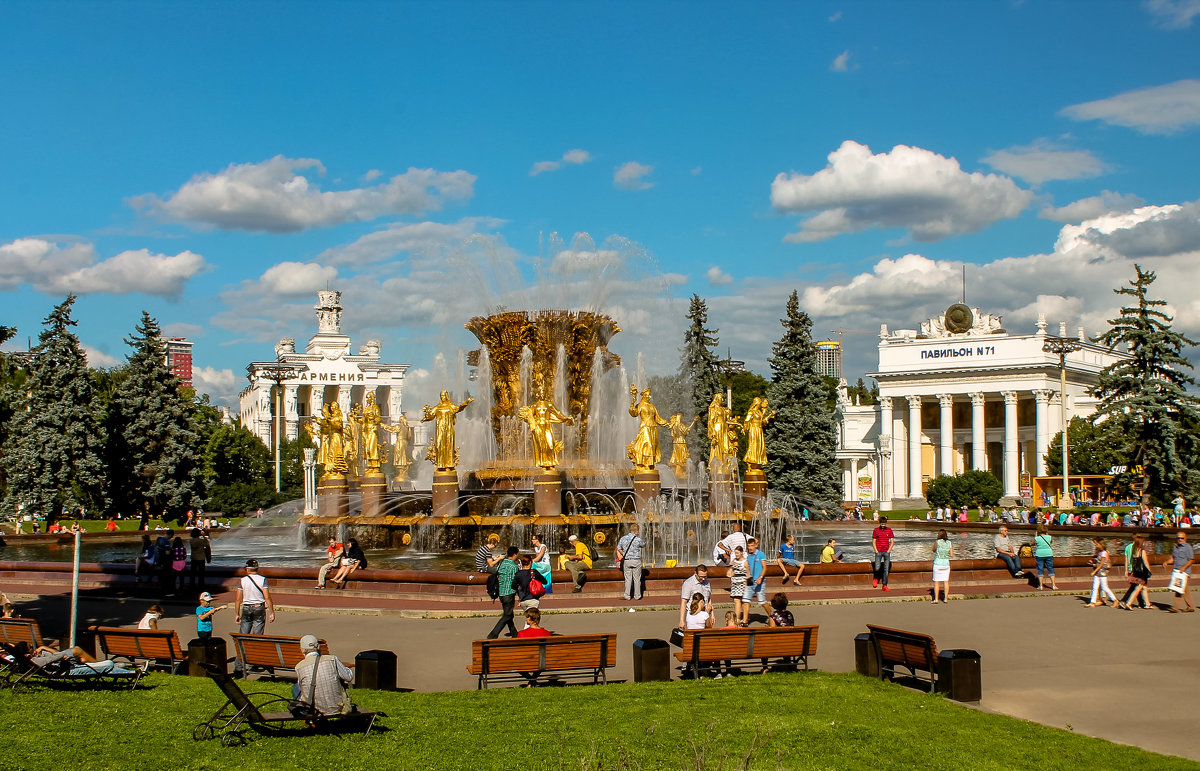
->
xmin=585 ymin=540 xmax=599 ymax=565
xmin=485 ymin=572 xmax=499 ymax=600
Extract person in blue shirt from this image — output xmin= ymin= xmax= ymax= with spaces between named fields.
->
xmin=776 ymin=534 xmax=805 ymax=586
xmin=195 ymin=592 xmax=229 ymax=641
xmin=741 ymin=537 xmax=768 ymax=626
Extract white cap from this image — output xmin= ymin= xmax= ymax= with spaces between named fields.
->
xmin=299 ymin=634 xmax=320 ymax=652
xmin=568 ymin=534 xmax=578 ymax=541
xmin=199 ymin=592 xmax=213 ymax=602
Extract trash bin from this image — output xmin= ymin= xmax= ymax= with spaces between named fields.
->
xmin=936 ymin=649 xmax=981 ymax=702
xmin=187 ymin=637 xmax=228 ymax=677
xmin=354 ymin=649 xmax=397 ymax=691
xmin=854 ymin=633 xmax=878 ymax=678
xmin=632 ymin=638 xmax=671 ymax=682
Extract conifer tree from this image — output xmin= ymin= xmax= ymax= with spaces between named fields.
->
xmin=1092 ymin=265 xmax=1200 ymax=504
xmin=678 ymin=294 xmax=723 ymax=464
xmin=764 ymin=291 xmax=840 ymax=504
xmin=1 ymin=297 xmax=105 ymax=520
xmin=105 ymin=312 xmax=204 ymax=519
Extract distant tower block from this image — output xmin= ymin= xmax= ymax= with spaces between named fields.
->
xmin=816 ymin=340 xmax=842 ymax=380
xmin=165 ymin=337 xmax=194 ymax=388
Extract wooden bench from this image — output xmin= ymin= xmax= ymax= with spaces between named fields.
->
xmin=674 ymin=625 xmax=819 ymax=679
xmin=466 ymin=633 xmax=617 ymax=689
xmin=229 ymin=633 xmax=331 ymax=679
xmin=89 ymin=626 xmax=187 ymax=674
xmin=0 ymin=618 xmax=49 ymax=649
xmin=866 ymin=624 xmax=938 ymax=691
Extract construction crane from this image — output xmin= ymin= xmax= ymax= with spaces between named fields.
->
xmin=828 ymin=329 xmax=873 ymax=346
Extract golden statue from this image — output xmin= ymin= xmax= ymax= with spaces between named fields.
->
xmin=707 ymin=392 xmax=740 ymax=475
xmin=380 ymin=413 xmax=413 ymax=477
xmin=304 ymin=418 xmax=324 ymax=466
xmin=344 ymin=403 xmax=363 ymax=479
xmin=742 ymin=397 xmax=776 ymax=469
xmin=422 ymin=390 xmax=473 ymax=471
xmin=361 ymin=393 xmax=383 ymax=471
xmin=517 ymin=396 xmax=573 ymax=470
xmin=314 ymin=401 xmax=348 ymax=475
xmin=626 ymin=385 xmax=668 ymax=472
xmin=667 ymin=413 xmax=697 ymax=478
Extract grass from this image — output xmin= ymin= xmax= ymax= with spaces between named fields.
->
xmin=8 ymin=517 xmax=250 ymax=534
xmin=0 ymin=671 xmax=1195 ymax=770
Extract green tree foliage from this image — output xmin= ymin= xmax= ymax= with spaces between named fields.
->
xmin=105 ymin=312 xmax=204 ymax=519
xmin=279 ymin=431 xmax=315 ymax=496
xmin=206 ymin=480 xmax=279 ymax=516
xmin=847 ymin=377 xmax=879 ymax=406
xmin=730 ymin=371 xmax=768 ymax=474
xmin=1 ymin=297 xmax=105 ymax=520
xmin=925 ymin=470 xmax=1003 ymax=508
xmin=1045 ymin=416 xmax=1125 ymax=476
xmin=678 ymin=294 xmax=722 ymax=464
xmin=764 ymin=291 xmax=840 ymax=504
xmin=1092 ymin=265 xmax=1200 ymax=505
xmin=203 ymin=422 xmax=271 ymax=488
xmin=0 ymin=324 xmax=25 ymax=500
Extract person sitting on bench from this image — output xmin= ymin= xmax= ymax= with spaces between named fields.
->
xmin=293 ymin=634 xmax=356 ymax=716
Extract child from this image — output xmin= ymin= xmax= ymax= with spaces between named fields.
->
xmin=776 ymin=534 xmax=804 ymax=586
xmin=1087 ymin=539 xmax=1117 ymax=608
xmin=137 ymin=604 xmax=164 ymax=630
xmin=722 ymin=611 xmax=739 ymax=628
xmin=727 ymin=546 xmax=748 ymax=626
xmin=195 ymin=592 xmax=229 ymax=640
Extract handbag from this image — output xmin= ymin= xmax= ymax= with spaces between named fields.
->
xmin=1169 ymin=570 xmax=1188 ymax=594
xmin=288 ymin=657 xmax=322 ymax=725
xmin=528 ymin=575 xmax=546 ymax=598
xmin=1132 ymin=553 xmax=1152 ymax=581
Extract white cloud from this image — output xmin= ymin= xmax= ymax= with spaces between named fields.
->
xmin=829 ymin=11 xmax=842 ymax=22
xmin=317 ymin=218 xmax=505 ymax=266
xmin=529 ymin=148 xmax=593 ymax=176
xmin=161 ymin=322 xmax=207 ymax=339
xmin=130 ymin=156 xmax=476 ymax=233
xmin=82 ymin=344 xmax=121 ymax=368
xmin=691 ymin=166 xmax=703 ymax=176
xmin=982 ymin=140 xmax=1107 ymax=184
xmin=1060 ymin=80 xmax=1200 ymax=135
xmin=259 ymin=262 xmax=338 ymax=296
xmin=362 ymin=169 xmax=382 ymax=182
xmin=614 ymin=162 xmax=655 ymax=191
xmin=706 ymin=266 xmax=733 ymax=286
xmin=0 ymin=237 xmax=207 ymax=297
xmin=192 ymin=366 xmax=240 ymax=408
xmin=830 ymin=50 xmax=852 ymax=73
xmin=771 ymin=140 xmax=1033 ymax=243
xmin=1039 ymin=191 xmax=1145 ymax=223
xmin=1144 ymin=0 xmax=1200 ymax=29
xmin=1056 ymin=201 xmax=1200 ymax=258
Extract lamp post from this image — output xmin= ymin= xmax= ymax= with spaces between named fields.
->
xmin=713 ymin=349 xmax=745 ymax=410
xmin=1042 ymin=336 xmax=1083 ymax=509
xmin=247 ymin=362 xmax=307 ymax=492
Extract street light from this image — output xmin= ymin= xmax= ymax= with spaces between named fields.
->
xmin=247 ymin=361 xmax=307 ymax=492
xmin=1042 ymin=336 xmax=1083 ymax=509
xmin=713 ymin=349 xmax=745 ymax=410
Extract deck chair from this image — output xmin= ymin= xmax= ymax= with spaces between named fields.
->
xmin=2 ymin=642 xmax=144 ymax=691
xmin=193 ymin=664 xmax=381 ymax=746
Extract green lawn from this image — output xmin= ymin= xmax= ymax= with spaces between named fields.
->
xmin=8 ymin=517 xmax=249 ymax=534
xmin=0 ymin=671 xmax=1194 ymax=770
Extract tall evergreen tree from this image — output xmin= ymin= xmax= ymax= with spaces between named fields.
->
xmin=678 ymin=294 xmax=723 ymax=464
xmin=764 ymin=291 xmax=841 ymax=505
xmin=1092 ymin=265 xmax=1200 ymax=505
xmin=105 ymin=312 xmax=204 ymax=519
xmin=1 ymin=298 xmax=105 ymax=520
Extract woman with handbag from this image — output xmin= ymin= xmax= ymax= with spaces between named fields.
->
xmin=530 ymin=533 xmax=553 ymax=594
xmin=1118 ymin=534 xmax=1153 ymax=610
xmin=1034 ymin=525 xmax=1058 ymax=590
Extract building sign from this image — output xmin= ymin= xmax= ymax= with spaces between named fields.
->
xmin=295 ymin=371 xmax=365 ymax=383
xmin=919 ymin=344 xmax=997 ymax=361
xmin=1020 ymin=472 xmax=1031 ymax=499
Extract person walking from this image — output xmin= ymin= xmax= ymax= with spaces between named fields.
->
xmin=1087 ymin=538 xmax=1118 ymax=607
xmin=616 ymin=524 xmax=646 ymax=601
xmin=931 ymin=530 xmax=953 ymax=603
xmin=1118 ymin=534 xmax=1153 ymax=610
xmin=741 ymin=537 xmax=768 ymax=625
xmin=234 ymin=559 xmax=274 ymax=634
xmin=188 ymin=528 xmax=212 ymax=590
xmin=487 ymin=547 xmax=520 ymax=639
xmin=1034 ymin=525 xmax=1058 ymax=590
xmin=871 ymin=517 xmax=895 ymax=591
xmin=1168 ymin=531 xmax=1195 ymax=613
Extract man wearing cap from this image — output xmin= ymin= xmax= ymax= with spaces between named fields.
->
xmin=293 ymin=634 xmax=355 ymax=716
xmin=234 ymin=559 xmax=274 ymax=634
xmin=195 ymin=591 xmax=229 ymax=641
xmin=557 ymin=534 xmax=592 ymax=593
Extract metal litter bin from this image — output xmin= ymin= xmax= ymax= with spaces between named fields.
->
xmin=354 ymin=649 xmax=398 ymax=691
xmin=854 ymin=633 xmax=878 ymax=677
xmin=936 ymin=649 xmax=981 ymax=702
xmin=632 ymin=638 xmax=671 ymax=682
xmin=187 ymin=637 xmax=227 ymax=677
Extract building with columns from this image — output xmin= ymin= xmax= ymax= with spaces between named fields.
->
xmin=836 ymin=304 xmax=1128 ymax=509
xmin=238 ymin=290 xmax=409 ymax=448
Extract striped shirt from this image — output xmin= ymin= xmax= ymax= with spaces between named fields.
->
xmin=475 ymin=544 xmax=496 ymax=573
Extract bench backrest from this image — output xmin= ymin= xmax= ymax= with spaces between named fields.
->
xmin=0 ymin=618 xmax=43 ymax=648
xmin=866 ymin=624 xmax=938 ymax=670
xmin=679 ymin=625 xmax=819 ymax=660
xmin=204 ymin=666 xmax=266 ymax=723
xmin=470 ymin=633 xmax=617 ymax=675
xmin=90 ymin=626 xmax=185 ymax=662
xmin=230 ymin=633 xmax=329 ymax=669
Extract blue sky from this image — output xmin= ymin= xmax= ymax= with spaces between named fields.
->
xmin=3 ymin=1 xmax=1199 ymax=408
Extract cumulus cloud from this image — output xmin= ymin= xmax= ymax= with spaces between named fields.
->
xmin=706 ymin=266 xmax=733 ymax=286
xmin=1060 ymin=80 xmax=1200 ymax=135
xmin=192 ymin=366 xmax=240 ymax=408
xmin=1056 ymin=201 xmax=1200 ymax=258
xmin=0 ymin=237 xmax=207 ymax=297
xmin=83 ymin=344 xmax=121 ymax=368
xmin=614 ymin=162 xmax=655 ymax=191
xmin=530 ymin=148 xmax=593 ymax=176
xmin=317 ymin=218 xmax=505 ymax=266
xmin=1039 ymin=191 xmax=1145 ymax=223
xmin=771 ymin=140 xmax=1033 ymax=243
xmin=982 ymin=140 xmax=1107 ymax=184
xmin=161 ymin=322 xmax=207 ymax=339
xmin=259 ymin=262 xmax=339 ymax=296
xmin=830 ymin=50 xmax=852 ymax=72
xmin=130 ymin=156 xmax=476 ymax=233
xmin=1144 ymin=0 xmax=1200 ymax=29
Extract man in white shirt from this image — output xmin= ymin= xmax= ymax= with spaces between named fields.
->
xmin=234 ymin=559 xmax=274 ymax=634
xmin=677 ymin=564 xmax=712 ymax=628
xmin=716 ymin=522 xmax=748 ymax=565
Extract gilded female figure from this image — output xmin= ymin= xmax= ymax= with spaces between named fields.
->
xmin=742 ymin=397 xmax=776 ymax=469
xmin=707 ymin=392 xmax=739 ymax=474
xmin=518 ymin=397 xmax=573 ymax=470
xmin=380 ymin=414 xmax=412 ymax=476
xmin=422 ymin=390 xmax=473 ymax=470
xmin=667 ymin=413 xmax=697 ymax=477
xmin=315 ymin=402 xmax=348 ymax=474
xmin=626 ymin=385 xmax=668 ymax=472
xmin=361 ymin=393 xmax=383 ymax=470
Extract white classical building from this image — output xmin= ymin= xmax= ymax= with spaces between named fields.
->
xmin=837 ymin=305 xmax=1128 ymax=509
xmin=238 ymin=291 xmax=410 ymax=446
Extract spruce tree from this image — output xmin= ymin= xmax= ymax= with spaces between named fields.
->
xmin=1 ymin=297 xmax=105 ymax=520
xmin=678 ymin=294 xmax=723 ymax=465
xmin=764 ymin=291 xmax=841 ymax=504
xmin=1092 ymin=265 xmax=1200 ymax=505
xmin=105 ymin=312 xmax=204 ymax=519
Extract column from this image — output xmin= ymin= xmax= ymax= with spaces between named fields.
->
xmin=907 ymin=395 xmax=923 ymax=499
xmin=970 ymin=392 xmax=986 ymax=471
xmin=1002 ymin=390 xmax=1019 ymax=498
xmin=937 ymin=394 xmax=954 ymax=477
xmin=843 ymin=461 xmax=854 ymax=502
xmin=284 ymin=385 xmax=299 ymax=440
xmin=878 ymin=397 xmax=893 ymax=509
xmin=1033 ymin=389 xmax=1052 ymax=477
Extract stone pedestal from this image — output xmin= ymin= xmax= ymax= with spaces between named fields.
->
xmin=432 ymin=469 xmax=460 ymax=520
xmin=534 ymin=471 xmax=563 ymax=518
xmin=359 ymin=469 xmax=387 ymax=519
xmin=317 ymin=473 xmax=349 ymax=519
xmin=742 ymin=468 xmax=767 ymax=512
xmin=709 ymin=471 xmax=736 ymax=515
xmin=633 ymin=468 xmax=661 ymax=513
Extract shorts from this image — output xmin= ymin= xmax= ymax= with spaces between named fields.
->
xmin=742 ymin=584 xmax=767 ymax=603
xmin=779 ymin=559 xmax=802 ymax=567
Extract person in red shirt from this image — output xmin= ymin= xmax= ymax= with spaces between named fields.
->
xmin=314 ymin=537 xmax=344 ymax=589
xmin=871 ymin=516 xmax=895 ymax=591
xmin=106 ymin=519 xmax=118 ymax=532
xmin=517 ymin=607 xmax=552 ymax=638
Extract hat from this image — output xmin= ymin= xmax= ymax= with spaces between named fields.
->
xmin=568 ymin=534 xmax=578 ymax=541
xmin=245 ymin=559 xmax=259 ymax=569
xmin=299 ymin=634 xmax=320 ymax=653
xmin=199 ymin=592 xmax=213 ymax=602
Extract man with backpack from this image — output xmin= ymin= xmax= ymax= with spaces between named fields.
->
xmin=486 ymin=547 xmax=520 ymax=639
xmin=616 ymin=524 xmax=646 ymax=600
xmin=558 ymin=534 xmax=593 ymax=593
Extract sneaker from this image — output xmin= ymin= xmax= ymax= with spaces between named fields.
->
xmin=872 ymin=579 xmax=879 ymax=588
xmin=572 ymin=587 xmax=582 ymax=593
xmin=1169 ymin=608 xmax=1181 ymax=613
xmin=882 ymin=586 xmax=891 ymax=592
